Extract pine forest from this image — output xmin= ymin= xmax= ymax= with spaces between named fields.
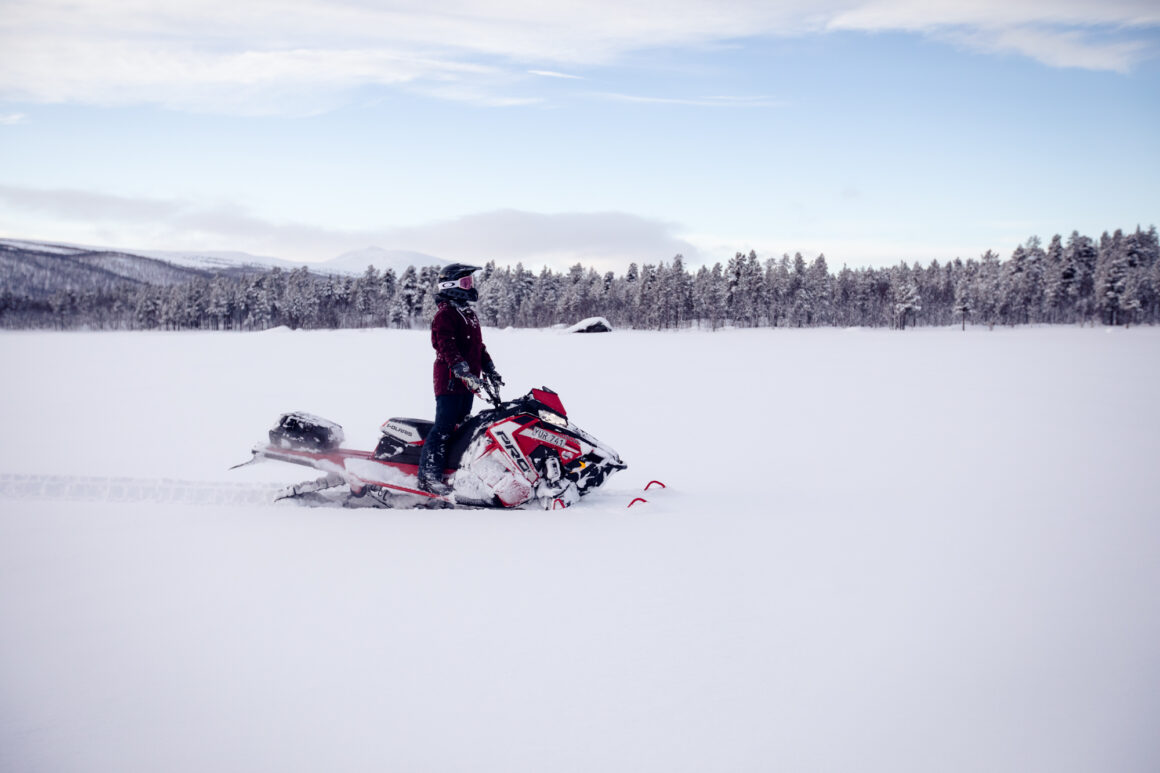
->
xmin=2 ymin=227 xmax=1157 ymax=331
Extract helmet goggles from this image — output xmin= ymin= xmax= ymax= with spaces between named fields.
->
xmin=438 ymin=274 xmax=474 ymax=292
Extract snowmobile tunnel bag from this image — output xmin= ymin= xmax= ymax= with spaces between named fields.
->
xmin=269 ymin=412 xmax=345 ymax=451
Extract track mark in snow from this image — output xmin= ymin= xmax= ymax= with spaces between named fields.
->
xmin=0 ymin=474 xmax=282 ymax=506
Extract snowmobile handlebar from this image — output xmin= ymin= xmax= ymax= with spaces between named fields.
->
xmin=452 ymin=361 xmax=501 ymax=406
xmin=480 ymin=379 xmax=502 ymax=407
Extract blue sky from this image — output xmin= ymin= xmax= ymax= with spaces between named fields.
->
xmin=1 ymin=1 xmax=1157 ymax=270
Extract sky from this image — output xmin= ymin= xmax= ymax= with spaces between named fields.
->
xmin=0 ymin=0 xmax=1158 ymax=272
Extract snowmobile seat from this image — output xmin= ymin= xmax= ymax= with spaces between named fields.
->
xmin=380 ymin=418 xmax=435 ymax=443
xmin=374 ymin=418 xmax=435 ymax=461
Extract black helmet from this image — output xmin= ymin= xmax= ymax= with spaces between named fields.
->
xmin=436 ymin=263 xmax=481 ymax=303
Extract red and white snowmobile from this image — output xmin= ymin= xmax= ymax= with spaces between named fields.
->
xmin=235 ymin=386 xmax=626 ymax=509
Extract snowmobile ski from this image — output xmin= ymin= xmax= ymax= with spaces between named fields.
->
xmin=627 ymin=480 xmax=667 ymax=508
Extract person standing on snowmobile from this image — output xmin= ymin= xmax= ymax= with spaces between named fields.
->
xmin=417 ymin=263 xmax=503 ymax=495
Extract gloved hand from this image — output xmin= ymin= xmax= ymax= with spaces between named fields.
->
xmin=483 ymin=361 xmax=504 ymax=391
xmin=451 ymin=360 xmax=485 ymax=393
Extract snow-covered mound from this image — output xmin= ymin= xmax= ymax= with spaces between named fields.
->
xmin=563 ymin=316 xmax=613 ymax=333
xmin=2 ymin=327 xmax=1158 ymax=773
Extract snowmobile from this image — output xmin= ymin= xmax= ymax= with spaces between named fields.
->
xmin=234 ymin=386 xmax=626 ymax=509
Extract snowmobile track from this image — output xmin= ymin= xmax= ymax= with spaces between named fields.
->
xmin=0 ymin=474 xmax=284 ymax=507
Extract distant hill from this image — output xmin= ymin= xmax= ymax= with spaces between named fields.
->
xmin=0 ymin=238 xmax=456 ymax=299
xmin=0 ymin=239 xmax=214 ymax=298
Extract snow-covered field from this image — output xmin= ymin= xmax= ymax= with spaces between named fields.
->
xmin=2 ymin=326 xmax=1158 ymax=773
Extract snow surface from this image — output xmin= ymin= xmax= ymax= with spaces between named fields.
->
xmin=1 ymin=326 xmax=1159 ymax=773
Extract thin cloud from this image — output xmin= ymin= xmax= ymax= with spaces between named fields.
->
xmin=827 ymin=0 xmax=1160 ymax=31
xmin=827 ymin=0 xmax=1160 ymax=72
xmin=528 ymin=70 xmax=584 ymax=80
xmin=941 ymin=25 xmax=1151 ymax=73
xmin=0 ymin=113 xmax=27 ymax=125
xmin=1 ymin=1 xmax=1155 ymax=114
xmin=596 ymin=92 xmax=783 ymax=107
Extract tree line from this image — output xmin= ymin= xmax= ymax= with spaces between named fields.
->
xmin=2 ymin=227 xmax=1157 ymax=331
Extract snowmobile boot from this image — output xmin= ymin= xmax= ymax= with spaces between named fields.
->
xmin=418 ymin=475 xmax=453 ymax=497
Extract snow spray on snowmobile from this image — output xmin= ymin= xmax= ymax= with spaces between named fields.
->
xmin=233 ymin=384 xmax=626 ymax=509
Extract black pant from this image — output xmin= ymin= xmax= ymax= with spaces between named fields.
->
xmin=418 ymin=393 xmax=474 ymax=482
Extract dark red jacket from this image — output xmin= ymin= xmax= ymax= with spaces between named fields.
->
xmin=430 ymin=301 xmax=493 ymax=396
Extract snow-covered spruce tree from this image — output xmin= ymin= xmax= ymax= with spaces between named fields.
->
xmin=632 ymin=264 xmax=658 ymax=328
xmin=206 ymin=276 xmax=233 ymax=330
xmin=560 ymin=263 xmax=590 ymax=323
xmin=953 ymin=274 xmax=972 ymax=330
xmin=692 ymin=263 xmax=726 ymax=330
xmin=891 ymin=264 xmax=922 ymax=329
xmin=1041 ymin=234 xmax=1067 ymax=323
xmin=332 ymin=275 xmax=356 ymax=328
xmin=511 ymin=263 xmax=536 ymax=327
xmin=1095 ymin=230 xmax=1130 ymax=326
xmin=315 ymin=276 xmax=342 ymax=329
xmin=921 ymin=259 xmax=956 ymax=327
xmin=416 ymin=266 xmax=440 ymax=324
xmin=764 ymin=256 xmax=790 ymax=327
xmin=528 ymin=267 xmax=561 ymax=327
xmin=805 ymin=254 xmax=832 ymax=326
xmin=601 ymin=270 xmax=616 ymax=321
xmin=722 ymin=251 xmax=763 ymax=327
xmin=475 ymin=263 xmax=508 ymax=327
xmin=388 ymin=266 xmax=420 ymax=328
xmin=1023 ymin=236 xmax=1047 ymax=323
xmin=999 ymin=242 xmax=1036 ymax=326
xmin=281 ymin=267 xmax=317 ymax=329
xmin=723 ymin=253 xmax=742 ymax=326
xmin=375 ymin=268 xmax=396 ymax=327
xmin=1127 ymin=226 xmax=1159 ymax=324
xmin=1062 ymin=231 xmax=1098 ymax=324
xmin=832 ymin=266 xmax=855 ymax=327
xmin=743 ymin=251 xmax=765 ymax=326
xmin=654 ymin=256 xmax=692 ymax=329
xmin=353 ymin=266 xmax=381 ymax=327
xmin=1150 ymin=229 xmax=1160 ymax=323
xmin=973 ymin=250 xmax=1002 ymax=328
xmin=134 ymin=289 xmax=161 ymax=330
xmin=1114 ymin=226 xmax=1160 ymax=326
xmin=247 ymin=274 xmax=278 ymax=330
xmin=786 ymin=253 xmax=811 ymax=327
